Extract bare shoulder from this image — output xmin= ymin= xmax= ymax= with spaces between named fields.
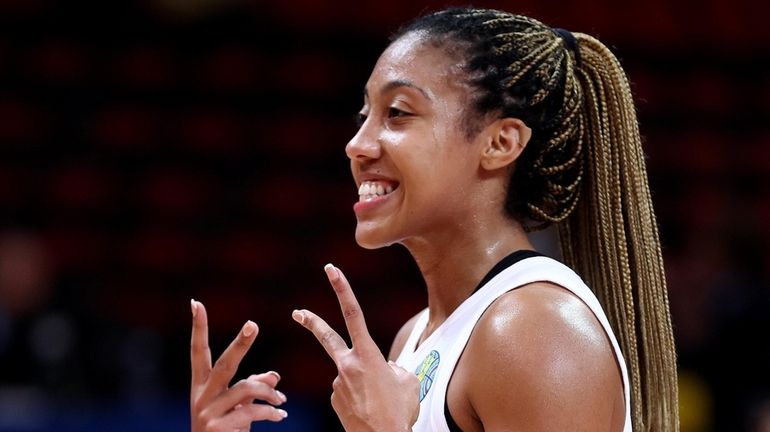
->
xmin=473 ymin=282 xmax=616 ymax=363
xmin=387 ymin=310 xmax=424 ymax=361
xmin=457 ymin=282 xmax=625 ymax=431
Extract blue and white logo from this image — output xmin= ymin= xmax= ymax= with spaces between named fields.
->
xmin=415 ymin=350 xmax=440 ymax=402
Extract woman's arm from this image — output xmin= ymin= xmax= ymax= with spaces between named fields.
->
xmin=455 ymin=283 xmax=625 ymax=432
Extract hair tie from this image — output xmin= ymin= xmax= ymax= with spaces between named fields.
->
xmin=552 ymin=27 xmax=581 ymax=66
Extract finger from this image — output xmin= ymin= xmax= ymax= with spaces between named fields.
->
xmin=191 ymin=299 xmax=213 ymax=387
xmin=216 ymin=403 xmax=288 ymax=427
xmin=249 ymin=370 xmax=282 ymax=388
xmin=233 ymin=390 xmax=286 ymax=409
xmin=324 ymin=264 xmax=376 ymax=350
xmin=292 ymin=308 xmax=348 ymax=362
xmin=232 ymin=374 xmax=286 ymax=406
xmin=199 ymin=320 xmax=259 ymax=403
xmin=389 ymin=361 xmax=418 ymax=382
xmin=387 ymin=360 xmax=406 ymax=373
xmin=205 ymin=375 xmax=287 ymax=418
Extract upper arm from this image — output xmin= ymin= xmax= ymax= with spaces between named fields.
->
xmin=387 ymin=311 xmax=423 ymax=361
xmin=460 ymin=283 xmax=625 ymax=432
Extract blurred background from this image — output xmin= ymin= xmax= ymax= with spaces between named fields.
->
xmin=0 ymin=0 xmax=768 ymax=431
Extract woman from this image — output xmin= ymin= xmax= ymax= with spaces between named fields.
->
xmin=190 ymin=7 xmax=679 ymax=432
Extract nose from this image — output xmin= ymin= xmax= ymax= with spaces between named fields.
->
xmin=345 ymin=123 xmax=381 ymax=161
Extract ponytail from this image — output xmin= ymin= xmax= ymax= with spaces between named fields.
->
xmin=559 ymin=33 xmax=679 ymax=431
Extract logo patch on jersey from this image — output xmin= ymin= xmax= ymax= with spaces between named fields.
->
xmin=415 ymin=350 xmax=440 ymax=402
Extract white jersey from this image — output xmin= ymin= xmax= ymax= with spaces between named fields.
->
xmin=394 ymin=253 xmax=632 ymax=432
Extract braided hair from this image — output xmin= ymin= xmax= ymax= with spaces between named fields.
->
xmin=392 ymin=8 xmax=679 ymax=431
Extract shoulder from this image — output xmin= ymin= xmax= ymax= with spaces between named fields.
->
xmin=458 ymin=282 xmax=624 ymax=430
xmin=473 ymin=281 xmax=613 ymax=359
xmin=387 ymin=310 xmax=424 ymax=361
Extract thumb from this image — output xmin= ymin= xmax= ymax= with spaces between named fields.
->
xmin=388 ymin=361 xmax=415 ymax=379
xmin=389 ymin=361 xmax=421 ymax=425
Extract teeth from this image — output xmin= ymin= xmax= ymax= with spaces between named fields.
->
xmin=357 ymin=181 xmax=396 ymax=200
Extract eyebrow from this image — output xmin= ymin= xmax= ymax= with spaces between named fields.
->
xmin=363 ymin=79 xmax=431 ymax=101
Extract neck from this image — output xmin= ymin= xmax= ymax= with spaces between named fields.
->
xmin=402 ymin=214 xmax=534 ymax=335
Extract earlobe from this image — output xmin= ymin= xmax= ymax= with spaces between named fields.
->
xmin=480 ymin=118 xmax=531 ymax=171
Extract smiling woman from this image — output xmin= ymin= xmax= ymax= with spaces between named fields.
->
xmin=347 ymin=32 xmax=491 ymax=250
xmin=189 ymin=6 xmax=678 ymax=432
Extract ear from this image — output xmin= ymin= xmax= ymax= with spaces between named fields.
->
xmin=479 ymin=118 xmax=531 ymax=171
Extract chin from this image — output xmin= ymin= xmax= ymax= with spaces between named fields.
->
xmin=354 ymin=224 xmax=396 ymax=250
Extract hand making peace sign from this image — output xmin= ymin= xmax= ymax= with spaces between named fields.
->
xmin=292 ymin=264 xmax=420 ymax=432
xmin=189 ymin=300 xmax=288 ymax=432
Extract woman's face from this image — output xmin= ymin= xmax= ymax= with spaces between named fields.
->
xmin=347 ymin=32 xmax=487 ymax=249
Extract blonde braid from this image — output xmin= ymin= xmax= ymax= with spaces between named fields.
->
xmin=562 ymin=33 xmax=679 ymax=431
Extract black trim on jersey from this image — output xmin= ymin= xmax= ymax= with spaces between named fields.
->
xmin=473 ymin=249 xmax=543 ymax=294
xmin=444 ymin=249 xmax=544 ymax=432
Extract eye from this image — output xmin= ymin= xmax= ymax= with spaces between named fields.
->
xmin=388 ymin=107 xmax=410 ymax=118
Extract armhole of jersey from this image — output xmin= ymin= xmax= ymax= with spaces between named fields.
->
xmin=439 ymin=251 xmax=544 ymax=432
xmin=444 ymin=400 xmax=464 ymax=432
xmin=439 ymin=256 xmax=630 ymax=432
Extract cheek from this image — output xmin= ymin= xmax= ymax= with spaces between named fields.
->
xmin=383 ymin=127 xmax=434 ymax=171
xmin=380 ymin=128 xmax=405 ymax=147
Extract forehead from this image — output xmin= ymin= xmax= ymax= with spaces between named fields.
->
xmin=365 ymin=31 xmax=467 ymax=99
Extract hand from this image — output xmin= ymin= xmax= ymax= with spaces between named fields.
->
xmin=190 ymin=300 xmax=288 ymax=432
xmin=292 ymin=264 xmax=420 ymax=432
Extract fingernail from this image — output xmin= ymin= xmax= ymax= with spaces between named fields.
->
xmin=324 ymin=263 xmax=339 ymax=282
xmin=291 ymin=310 xmax=304 ymax=325
xmin=268 ymin=371 xmax=281 ymax=382
xmin=276 ymin=390 xmax=287 ymax=403
xmin=190 ymin=299 xmax=197 ymax=318
xmin=277 ymin=408 xmax=288 ymax=419
xmin=242 ymin=320 xmax=256 ymax=337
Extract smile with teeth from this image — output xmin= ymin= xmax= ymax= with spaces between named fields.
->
xmin=358 ymin=181 xmax=396 ymax=202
